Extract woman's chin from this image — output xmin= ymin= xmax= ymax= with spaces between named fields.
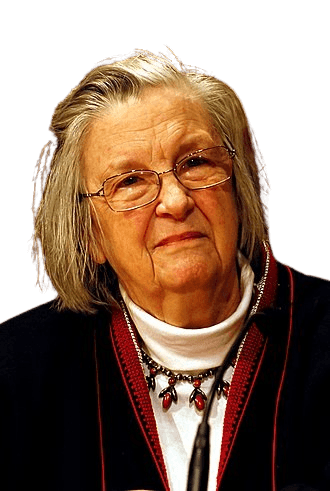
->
xmin=155 ymin=258 xmax=221 ymax=293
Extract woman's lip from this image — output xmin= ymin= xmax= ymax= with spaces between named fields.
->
xmin=156 ymin=232 xmax=206 ymax=247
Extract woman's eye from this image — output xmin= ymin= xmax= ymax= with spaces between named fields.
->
xmin=186 ymin=157 xmax=207 ymax=168
xmin=118 ymin=175 xmax=142 ymax=188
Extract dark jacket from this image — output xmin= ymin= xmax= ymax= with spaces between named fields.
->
xmin=0 ymin=260 xmax=329 ymax=491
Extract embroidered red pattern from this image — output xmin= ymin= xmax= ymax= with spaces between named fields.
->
xmin=110 ymin=308 xmax=170 ymax=491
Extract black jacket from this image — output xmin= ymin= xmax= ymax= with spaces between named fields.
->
xmin=0 ymin=262 xmax=329 ymax=491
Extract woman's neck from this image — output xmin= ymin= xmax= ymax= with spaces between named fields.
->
xmin=119 ymin=253 xmax=254 ymax=371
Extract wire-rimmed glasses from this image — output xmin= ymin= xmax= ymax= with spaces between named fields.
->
xmin=81 ymin=145 xmax=235 ymax=212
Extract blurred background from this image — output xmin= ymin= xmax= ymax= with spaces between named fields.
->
xmin=1 ymin=0 xmax=329 ymax=322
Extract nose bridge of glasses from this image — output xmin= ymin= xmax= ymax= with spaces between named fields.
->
xmin=157 ymin=167 xmax=176 ymax=178
xmin=156 ymin=166 xmax=187 ymax=192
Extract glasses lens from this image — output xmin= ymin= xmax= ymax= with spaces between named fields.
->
xmin=176 ymin=147 xmax=232 ymax=189
xmin=104 ymin=171 xmax=159 ymax=211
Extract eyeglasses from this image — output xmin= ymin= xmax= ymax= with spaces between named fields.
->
xmin=81 ymin=145 xmax=235 ymax=212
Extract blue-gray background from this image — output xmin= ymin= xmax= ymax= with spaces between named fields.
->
xmin=1 ymin=0 xmax=329 ymax=322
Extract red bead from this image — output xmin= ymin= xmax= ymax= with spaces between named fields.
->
xmin=194 ymin=394 xmax=205 ymax=411
xmin=162 ymin=392 xmax=172 ymax=409
xmin=150 ymin=367 xmax=157 ymax=376
xmin=193 ymin=378 xmax=201 ymax=388
xmin=168 ymin=377 xmax=176 ymax=386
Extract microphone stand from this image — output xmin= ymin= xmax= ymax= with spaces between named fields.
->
xmin=186 ymin=311 xmax=270 ymax=491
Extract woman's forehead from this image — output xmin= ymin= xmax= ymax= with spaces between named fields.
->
xmin=82 ymin=87 xmax=220 ymax=177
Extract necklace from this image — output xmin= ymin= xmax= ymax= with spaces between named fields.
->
xmin=142 ymin=349 xmax=232 ymax=411
xmin=119 ymin=296 xmax=233 ymax=411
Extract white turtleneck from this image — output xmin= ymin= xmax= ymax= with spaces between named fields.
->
xmin=120 ymin=254 xmax=254 ymax=491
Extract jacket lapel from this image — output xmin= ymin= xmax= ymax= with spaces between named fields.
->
xmin=110 ymin=307 xmax=170 ymax=491
xmin=217 ymin=242 xmax=280 ymax=488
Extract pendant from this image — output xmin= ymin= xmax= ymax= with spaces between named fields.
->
xmin=159 ymin=377 xmax=178 ymax=409
xmin=189 ymin=378 xmax=207 ymax=410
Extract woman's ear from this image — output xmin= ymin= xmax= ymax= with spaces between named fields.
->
xmin=90 ymin=239 xmax=107 ymax=264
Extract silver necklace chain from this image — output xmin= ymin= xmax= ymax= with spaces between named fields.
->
xmin=249 ymin=241 xmax=270 ymax=317
xmin=234 ymin=242 xmax=270 ymax=360
xmin=119 ymin=298 xmax=144 ymax=368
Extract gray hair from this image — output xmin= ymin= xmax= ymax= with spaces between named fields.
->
xmin=33 ymin=50 xmax=268 ymax=314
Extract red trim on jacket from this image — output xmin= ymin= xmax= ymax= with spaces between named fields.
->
xmin=94 ymin=331 xmax=107 ymax=491
xmin=218 ymin=242 xmax=279 ymax=488
xmin=271 ymin=266 xmax=294 ymax=491
xmin=110 ymin=308 xmax=170 ymax=491
xmin=217 ymin=324 xmax=268 ymax=487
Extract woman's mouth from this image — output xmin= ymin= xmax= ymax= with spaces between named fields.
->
xmin=156 ymin=232 xmax=206 ymax=248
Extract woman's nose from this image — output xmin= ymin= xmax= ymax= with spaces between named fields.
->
xmin=155 ymin=171 xmax=195 ymax=220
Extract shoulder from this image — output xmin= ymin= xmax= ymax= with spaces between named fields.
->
xmin=291 ymin=267 xmax=330 ymax=300
xmin=275 ymin=264 xmax=330 ymax=362
xmin=0 ymin=302 xmax=106 ymax=375
xmin=280 ymin=265 xmax=330 ymax=374
xmin=278 ymin=264 xmax=330 ymax=315
xmin=0 ymin=301 xmax=94 ymax=339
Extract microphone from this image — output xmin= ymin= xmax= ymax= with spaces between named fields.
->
xmin=186 ymin=310 xmax=275 ymax=491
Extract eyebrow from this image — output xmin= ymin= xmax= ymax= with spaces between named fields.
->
xmin=176 ymin=139 xmax=216 ymax=161
xmin=100 ymin=157 xmax=146 ymax=180
xmin=100 ymin=135 xmax=217 ymax=179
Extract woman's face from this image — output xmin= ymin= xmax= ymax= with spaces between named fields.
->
xmin=83 ymin=87 xmax=239 ymax=318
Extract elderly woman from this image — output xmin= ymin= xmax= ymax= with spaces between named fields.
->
xmin=0 ymin=51 xmax=329 ymax=491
